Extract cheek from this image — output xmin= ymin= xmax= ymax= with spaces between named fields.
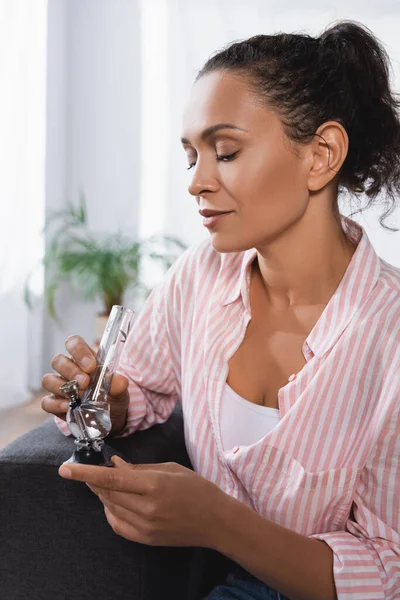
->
xmin=209 ymin=147 xmax=309 ymax=253
xmin=238 ymin=150 xmax=307 ymax=218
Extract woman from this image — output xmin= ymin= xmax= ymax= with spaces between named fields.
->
xmin=42 ymin=21 xmax=400 ymax=600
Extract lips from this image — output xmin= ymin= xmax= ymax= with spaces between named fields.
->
xmin=199 ymin=209 xmax=233 ymax=217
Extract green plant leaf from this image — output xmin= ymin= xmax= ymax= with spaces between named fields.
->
xmin=78 ymin=190 xmax=87 ymax=225
xmin=45 ymin=275 xmax=65 ymax=325
xmin=26 ymin=196 xmax=188 ymax=320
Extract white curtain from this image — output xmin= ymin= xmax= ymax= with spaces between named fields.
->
xmin=140 ymin=0 xmax=400 ymax=265
xmin=0 ymin=0 xmax=47 ymax=407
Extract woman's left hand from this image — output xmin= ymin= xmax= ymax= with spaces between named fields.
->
xmin=58 ymin=457 xmax=229 ymax=548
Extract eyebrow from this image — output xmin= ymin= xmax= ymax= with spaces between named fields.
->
xmin=180 ymin=123 xmax=248 ymax=145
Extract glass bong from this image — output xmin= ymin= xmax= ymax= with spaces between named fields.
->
xmin=60 ymin=305 xmax=134 ymax=466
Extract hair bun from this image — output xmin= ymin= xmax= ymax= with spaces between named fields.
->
xmin=319 ymin=20 xmax=386 ymax=58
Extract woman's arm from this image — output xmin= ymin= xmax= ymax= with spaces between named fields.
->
xmin=212 ymin=493 xmax=336 ymax=600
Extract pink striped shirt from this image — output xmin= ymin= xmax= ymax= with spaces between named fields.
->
xmin=57 ymin=216 xmax=400 ymax=598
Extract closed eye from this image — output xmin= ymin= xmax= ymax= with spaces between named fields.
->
xmin=187 ymin=151 xmax=238 ymax=170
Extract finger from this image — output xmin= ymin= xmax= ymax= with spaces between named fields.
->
xmin=64 ymin=335 xmax=97 ymax=373
xmin=48 ymin=353 xmax=91 ymax=388
xmin=103 ymin=506 xmax=143 ymax=543
xmin=58 ymin=462 xmax=154 ymax=494
xmin=41 ymin=394 xmax=69 ymax=419
xmin=111 ymin=456 xmax=129 ymax=468
xmin=111 ymin=456 xmax=184 ymax=474
xmin=101 ymin=495 xmax=148 ymax=527
xmin=42 ymin=372 xmax=88 ymax=397
xmin=94 ymin=486 xmax=152 ymax=516
xmin=109 ymin=374 xmax=129 ymax=401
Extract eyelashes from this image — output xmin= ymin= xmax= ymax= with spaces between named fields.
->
xmin=187 ymin=151 xmax=238 ymax=170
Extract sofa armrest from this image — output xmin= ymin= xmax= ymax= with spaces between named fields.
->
xmin=0 ymin=403 xmax=205 ymax=600
xmin=0 ymin=401 xmax=193 ymax=468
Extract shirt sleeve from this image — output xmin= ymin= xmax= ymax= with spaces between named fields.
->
xmin=309 ymin=402 xmax=400 ymax=599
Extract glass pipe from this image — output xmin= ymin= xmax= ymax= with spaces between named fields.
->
xmin=60 ymin=305 xmax=134 ymax=465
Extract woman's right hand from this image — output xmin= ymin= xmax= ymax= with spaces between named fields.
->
xmin=41 ymin=334 xmax=130 ymax=435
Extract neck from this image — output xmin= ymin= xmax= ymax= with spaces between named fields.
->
xmin=254 ymin=206 xmax=357 ymax=311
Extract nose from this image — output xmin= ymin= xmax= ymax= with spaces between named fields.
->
xmin=187 ymin=159 xmax=219 ymax=197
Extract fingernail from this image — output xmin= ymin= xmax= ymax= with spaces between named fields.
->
xmin=76 ymin=374 xmax=87 ymax=387
xmin=82 ymin=357 xmax=94 ymax=370
xmin=59 ymin=464 xmax=72 ymax=478
xmin=112 ymin=456 xmax=126 ymax=466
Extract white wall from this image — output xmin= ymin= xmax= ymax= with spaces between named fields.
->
xmin=42 ymin=0 xmax=141 ymax=377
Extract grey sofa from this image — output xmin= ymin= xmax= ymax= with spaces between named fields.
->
xmin=0 ymin=403 xmax=234 ymax=600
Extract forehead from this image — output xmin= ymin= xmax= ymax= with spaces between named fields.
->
xmin=181 ymin=70 xmax=274 ymax=139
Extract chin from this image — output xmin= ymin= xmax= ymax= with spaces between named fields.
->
xmin=209 ymin=233 xmax=253 ymax=254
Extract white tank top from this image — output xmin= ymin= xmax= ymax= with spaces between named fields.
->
xmin=220 ymin=383 xmax=281 ymax=452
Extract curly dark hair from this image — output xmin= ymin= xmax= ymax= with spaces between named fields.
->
xmin=196 ymin=21 xmax=400 ymax=231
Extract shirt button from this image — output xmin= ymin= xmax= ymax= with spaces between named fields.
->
xmin=288 ymin=373 xmax=296 ymax=382
xmin=304 ymin=343 xmax=311 ymax=353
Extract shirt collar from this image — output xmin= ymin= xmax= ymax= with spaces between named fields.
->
xmin=219 ymin=216 xmax=381 ymax=359
xmin=220 ymin=246 xmax=257 ymax=309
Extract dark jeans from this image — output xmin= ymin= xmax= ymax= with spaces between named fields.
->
xmin=202 ymin=563 xmax=289 ymax=600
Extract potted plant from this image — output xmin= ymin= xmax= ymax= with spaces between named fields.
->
xmin=24 ymin=194 xmax=187 ymax=341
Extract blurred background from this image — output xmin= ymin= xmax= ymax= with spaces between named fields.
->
xmin=0 ymin=0 xmax=399 ymax=447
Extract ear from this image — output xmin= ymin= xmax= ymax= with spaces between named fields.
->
xmin=307 ymin=121 xmax=348 ymax=192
